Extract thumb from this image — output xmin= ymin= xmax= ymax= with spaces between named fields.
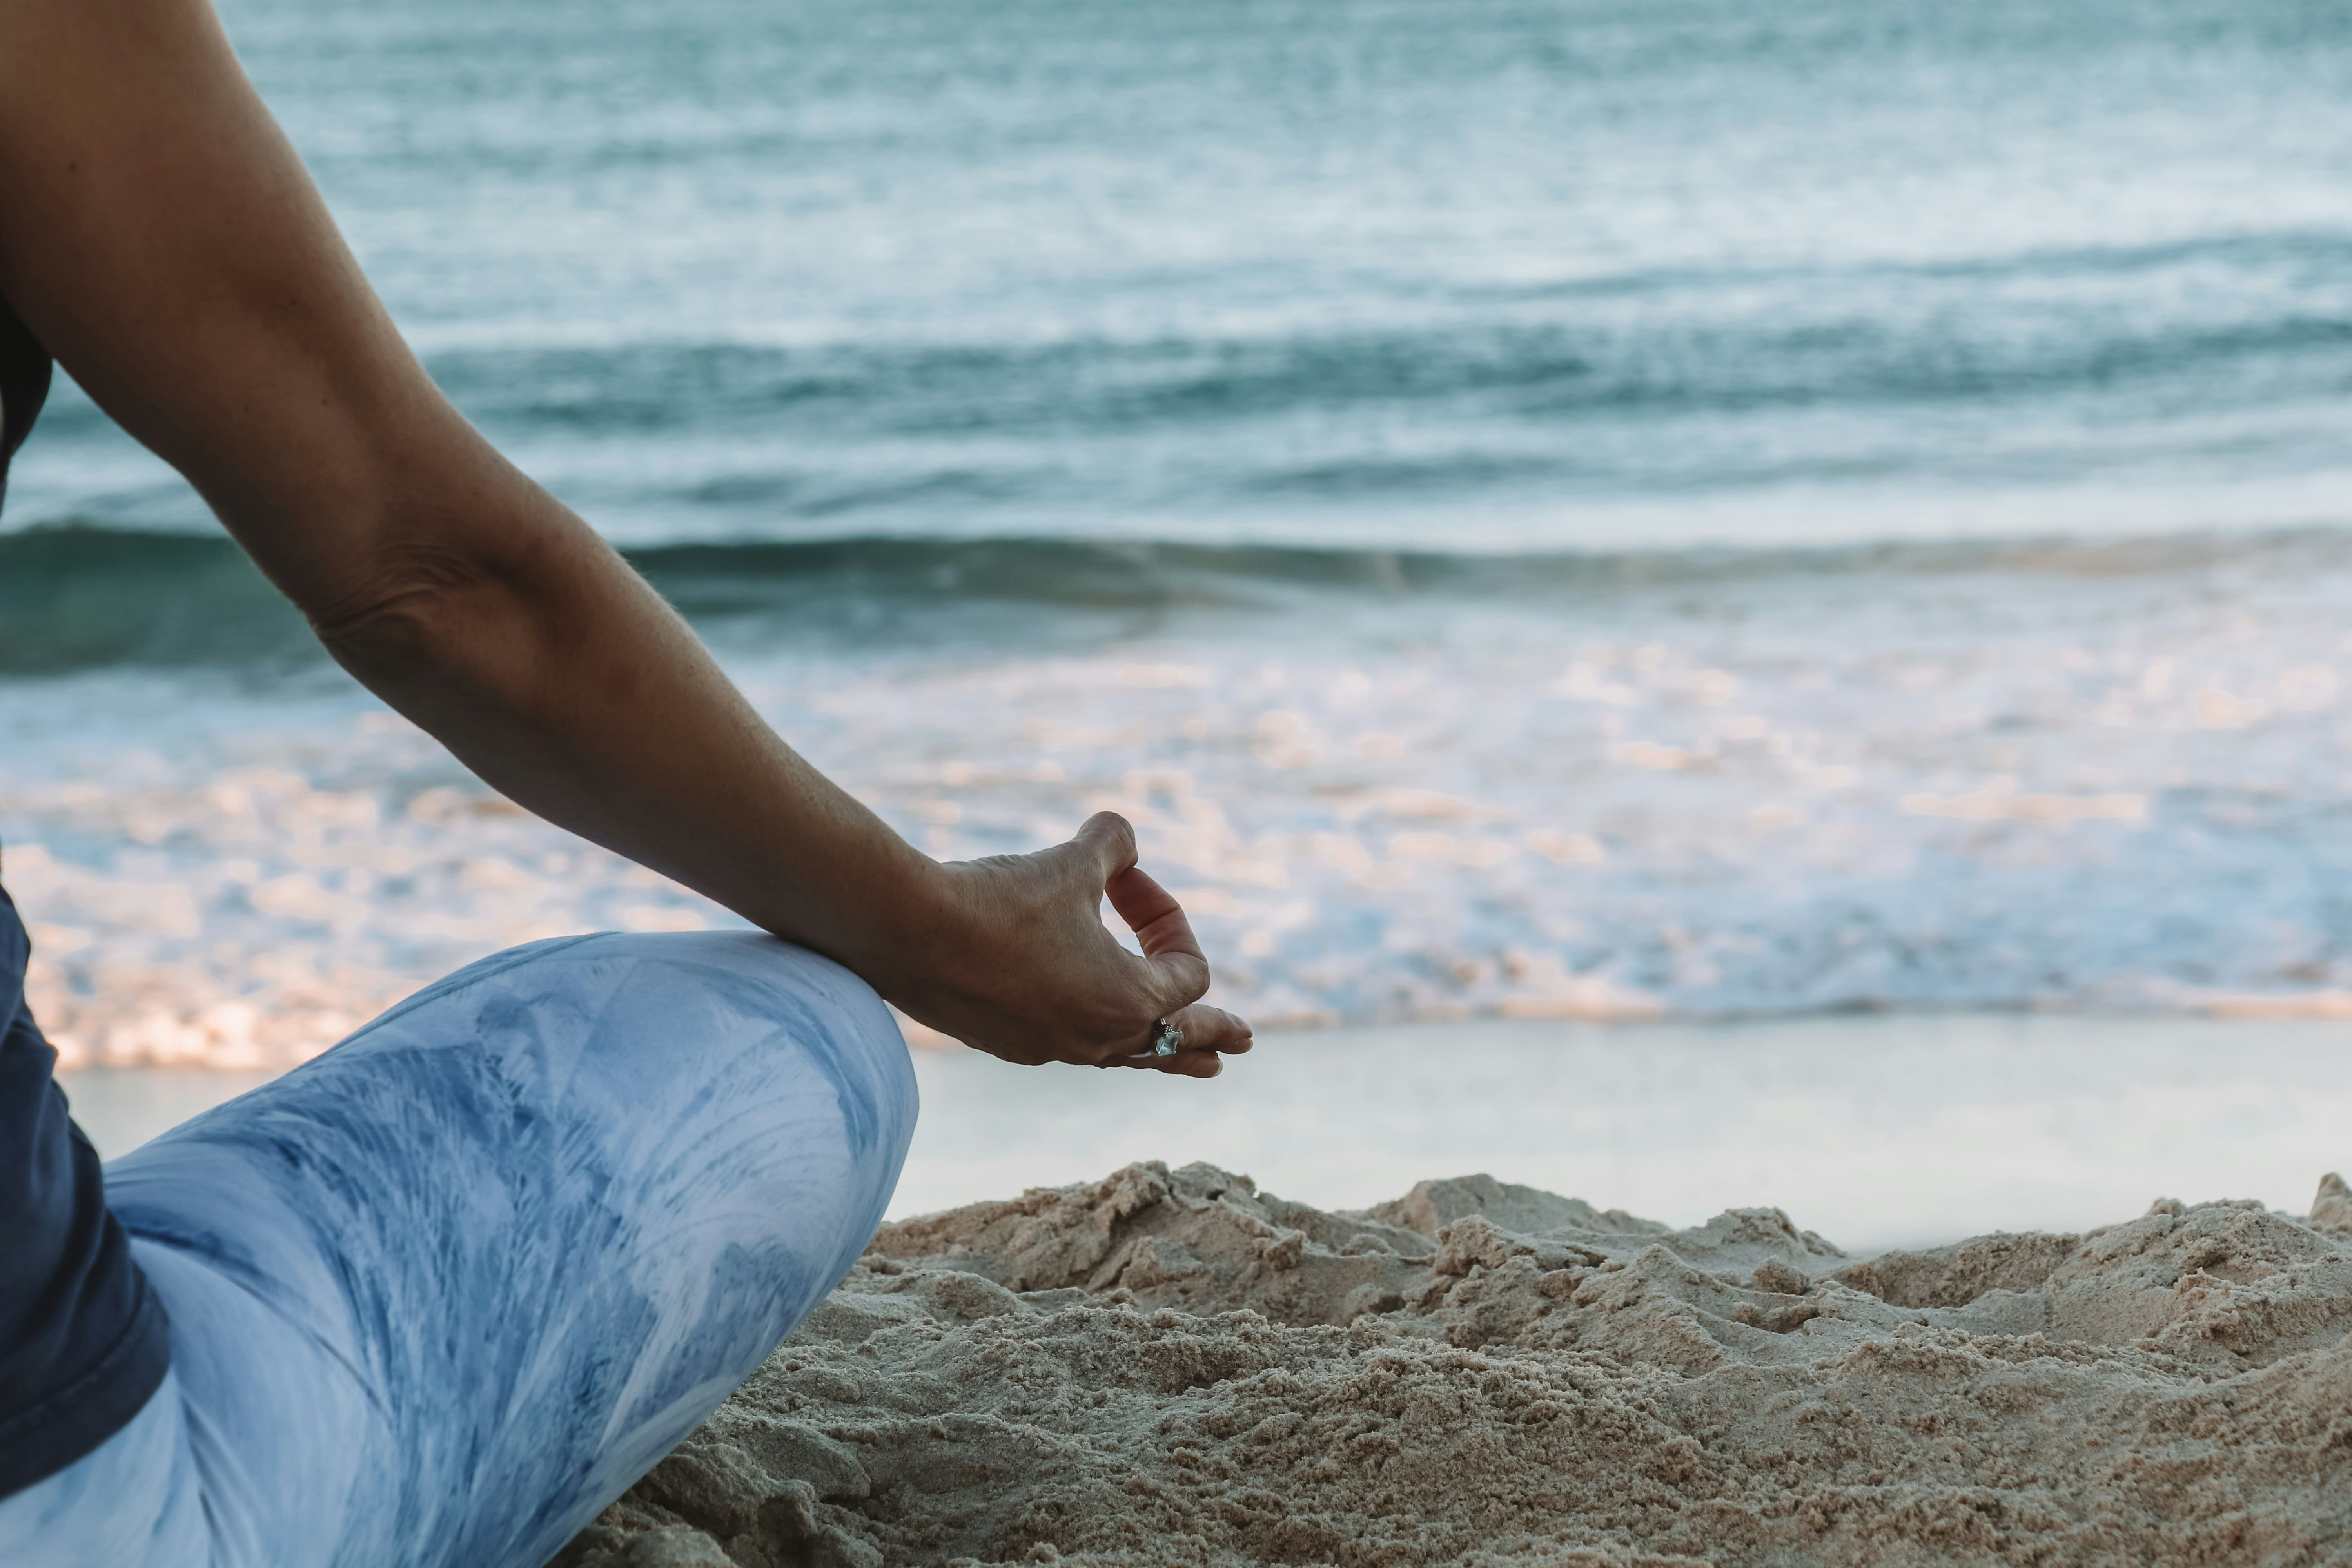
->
xmin=1071 ymin=810 xmax=1140 ymax=882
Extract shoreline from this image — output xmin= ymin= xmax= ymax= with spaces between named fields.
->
xmin=67 ymin=1009 xmax=2352 ymax=1258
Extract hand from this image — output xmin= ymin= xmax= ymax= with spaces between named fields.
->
xmin=875 ymin=813 xmax=1253 ymax=1078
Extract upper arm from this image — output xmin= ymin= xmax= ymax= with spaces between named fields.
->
xmin=0 ymin=0 xmax=499 ymax=621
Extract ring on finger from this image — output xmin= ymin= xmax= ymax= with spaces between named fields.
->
xmin=1131 ymin=1016 xmax=1183 ymax=1059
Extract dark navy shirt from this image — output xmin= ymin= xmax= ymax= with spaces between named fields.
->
xmin=0 ymin=301 xmax=174 ymax=1496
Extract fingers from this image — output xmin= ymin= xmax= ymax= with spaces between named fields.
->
xmin=1104 ymin=862 xmax=1210 ymax=1007
xmin=1074 ymin=812 xmax=1193 ymax=965
xmin=1147 ymin=1049 xmax=1228 ymax=1080
xmin=1103 ymin=860 xmax=1201 ymax=962
xmin=1066 ymin=811 xmax=1239 ymax=1068
xmin=1072 ymin=811 xmax=1210 ymax=1009
xmin=1116 ymin=1003 xmax=1253 ymax=1078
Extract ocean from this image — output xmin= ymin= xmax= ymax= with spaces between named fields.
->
xmin=7 ymin=0 xmax=2352 ymax=1069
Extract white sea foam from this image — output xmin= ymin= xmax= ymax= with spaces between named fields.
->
xmin=11 ymin=543 xmax=2352 ymax=1068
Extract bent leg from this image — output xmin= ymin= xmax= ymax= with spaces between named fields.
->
xmin=103 ymin=931 xmax=916 ymax=1568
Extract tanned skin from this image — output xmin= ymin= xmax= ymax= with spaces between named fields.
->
xmin=0 ymin=0 xmax=1250 ymax=1076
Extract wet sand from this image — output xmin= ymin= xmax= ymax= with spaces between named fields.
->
xmin=65 ymin=1011 xmax=2352 ymax=1252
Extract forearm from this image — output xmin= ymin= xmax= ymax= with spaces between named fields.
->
xmin=311 ymin=458 xmax=942 ymax=988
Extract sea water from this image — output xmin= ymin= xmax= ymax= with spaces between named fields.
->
xmin=6 ymin=0 xmax=2352 ymax=1067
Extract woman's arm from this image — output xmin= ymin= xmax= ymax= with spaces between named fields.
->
xmin=0 ymin=0 xmax=1248 ymax=1073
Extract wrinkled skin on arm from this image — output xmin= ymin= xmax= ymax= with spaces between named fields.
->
xmin=0 ymin=0 xmax=1249 ymax=1074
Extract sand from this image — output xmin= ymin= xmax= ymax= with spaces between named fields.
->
xmin=552 ymin=1163 xmax=2352 ymax=1568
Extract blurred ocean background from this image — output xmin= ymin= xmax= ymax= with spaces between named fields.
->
xmin=8 ymin=0 xmax=2352 ymax=1076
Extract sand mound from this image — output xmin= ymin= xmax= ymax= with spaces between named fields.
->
xmin=554 ymin=1164 xmax=2352 ymax=1567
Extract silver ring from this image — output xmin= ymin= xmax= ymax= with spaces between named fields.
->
xmin=1134 ymin=1017 xmax=1183 ymax=1059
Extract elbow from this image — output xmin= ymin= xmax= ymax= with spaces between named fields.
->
xmin=293 ymin=485 xmax=628 ymax=706
xmin=302 ymin=535 xmax=503 ymax=682
xmin=300 ymin=506 xmax=598 ymax=707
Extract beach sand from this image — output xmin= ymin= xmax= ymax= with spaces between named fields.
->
xmin=555 ymin=1160 xmax=2352 ymax=1568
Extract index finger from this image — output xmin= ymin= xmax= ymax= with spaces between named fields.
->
xmin=1104 ymin=862 xmax=1209 ymax=1007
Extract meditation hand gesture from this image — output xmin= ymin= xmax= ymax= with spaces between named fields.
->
xmin=880 ymin=812 xmax=1253 ymax=1078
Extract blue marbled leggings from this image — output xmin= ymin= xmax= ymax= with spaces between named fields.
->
xmin=0 ymin=931 xmax=917 ymax=1568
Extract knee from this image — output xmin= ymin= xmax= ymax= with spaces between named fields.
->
xmin=320 ymin=927 xmax=918 ymax=1189
xmin=565 ymin=930 xmax=917 ymax=1158
xmin=224 ymin=928 xmax=913 ymax=1227
xmin=553 ymin=932 xmax=918 ymax=1294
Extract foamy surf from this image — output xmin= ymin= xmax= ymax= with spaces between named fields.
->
xmin=13 ymin=524 xmax=2352 ymax=1067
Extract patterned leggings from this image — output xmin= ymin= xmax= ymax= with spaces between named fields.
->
xmin=0 ymin=931 xmax=917 ymax=1568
